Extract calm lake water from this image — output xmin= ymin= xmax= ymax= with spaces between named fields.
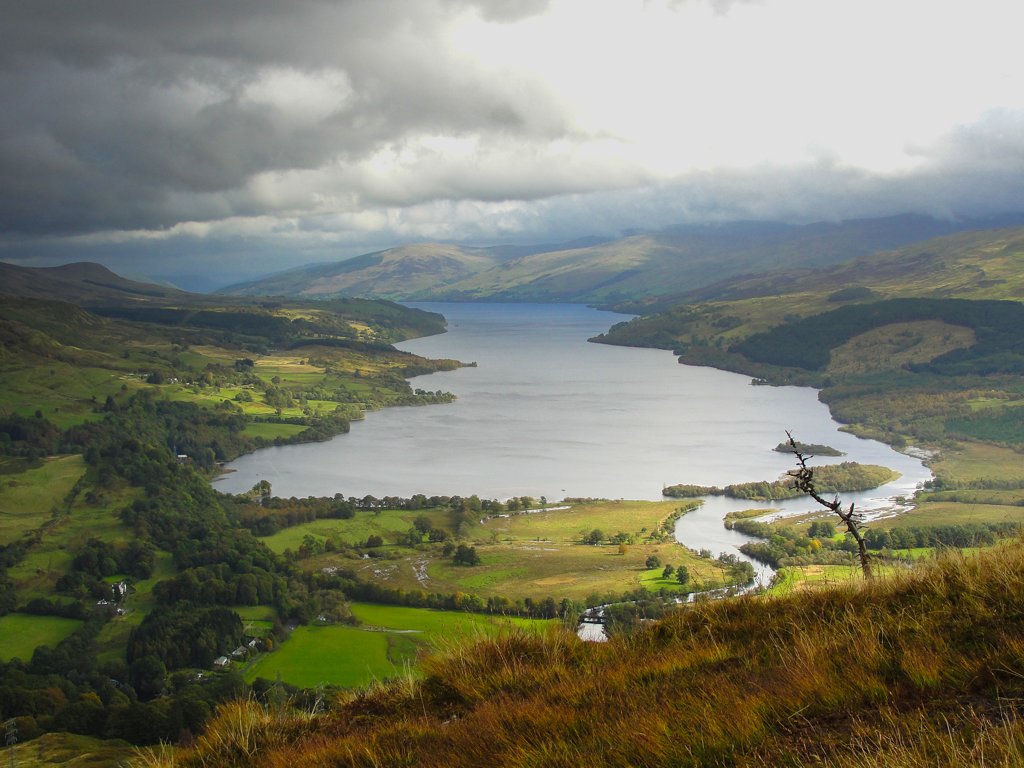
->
xmin=214 ymin=302 xmax=930 ymax=572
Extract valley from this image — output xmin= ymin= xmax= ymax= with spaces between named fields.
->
xmin=0 ymin=219 xmax=1022 ymax=766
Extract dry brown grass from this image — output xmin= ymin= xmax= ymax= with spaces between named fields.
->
xmin=132 ymin=542 xmax=1024 ymax=768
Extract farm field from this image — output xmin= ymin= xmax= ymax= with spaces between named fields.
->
xmin=0 ymin=363 xmax=141 ymax=428
xmin=6 ymin=483 xmax=139 ymax=602
xmin=0 ymin=613 xmax=83 ymax=662
xmin=240 ymin=422 xmax=310 ymax=440
xmin=930 ymin=441 xmax=1024 ymax=485
xmin=258 ymin=506 xmax=453 ymax=552
xmin=245 ymin=604 xmax=553 ymax=688
xmin=349 ymin=602 xmax=554 ymax=634
xmin=244 ymin=625 xmax=395 ymax=689
xmin=885 ymin=501 xmax=1024 ymax=528
xmin=0 ymin=455 xmax=86 ymax=545
xmin=300 ymin=499 xmax=742 ymax=602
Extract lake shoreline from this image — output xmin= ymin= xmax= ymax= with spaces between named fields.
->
xmin=212 ymin=302 xmax=930 ymax=502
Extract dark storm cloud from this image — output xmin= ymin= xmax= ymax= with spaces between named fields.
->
xmin=0 ymin=0 xmax=567 ymax=235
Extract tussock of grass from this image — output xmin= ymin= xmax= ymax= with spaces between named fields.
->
xmin=133 ymin=543 xmax=1024 ymax=767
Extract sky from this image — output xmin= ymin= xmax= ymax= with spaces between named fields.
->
xmin=2 ymin=0 xmax=1023 ymax=289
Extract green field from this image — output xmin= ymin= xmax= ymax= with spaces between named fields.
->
xmin=245 ymin=625 xmax=396 ymax=688
xmin=931 ymin=441 xmax=1024 ymax=485
xmin=259 ymin=507 xmax=452 ymax=552
xmin=885 ymin=501 xmax=1024 ymax=528
xmin=349 ymin=602 xmax=551 ymax=634
xmin=233 ymin=605 xmax=277 ymax=621
xmin=244 ymin=604 xmax=554 ymax=689
xmin=0 ymin=362 xmax=141 ymax=428
xmin=6 ymin=482 xmax=140 ymax=602
xmin=0 ymin=613 xmax=83 ymax=662
xmin=240 ymin=422 xmax=310 ymax=440
xmin=0 ymin=455 xmax=86 ymax=545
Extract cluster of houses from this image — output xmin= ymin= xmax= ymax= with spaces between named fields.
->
xmin=213 ymin=637 xmax=264 ymax=669
xmin=96 ymin=576 xmax=270 ymax=672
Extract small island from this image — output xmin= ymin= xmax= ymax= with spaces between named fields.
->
xmin=663 ymin=462 xmax=898 ymax=501
xmin=773 ymin=441 xmax=845 ymax=456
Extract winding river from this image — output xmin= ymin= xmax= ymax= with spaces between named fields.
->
xmin=214 ymin=302 xmax=931 ymax=580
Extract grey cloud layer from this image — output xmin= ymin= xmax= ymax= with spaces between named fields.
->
xmin=0 ymin=0 xmax=1022 ymax=280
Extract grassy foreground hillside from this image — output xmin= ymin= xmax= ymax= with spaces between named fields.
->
xmin=134 ymin=542 xmax=1024 ymax=768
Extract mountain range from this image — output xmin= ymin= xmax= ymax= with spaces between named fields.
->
xmin=218 ymin=213 xmax=1024 ymax=307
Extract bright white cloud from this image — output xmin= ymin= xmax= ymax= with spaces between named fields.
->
xmin=241 ymin=67 xmax=354 ymax=123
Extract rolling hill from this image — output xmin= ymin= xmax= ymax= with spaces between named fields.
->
xmin=593 ymin=224 xmax=1024 ymax=452
xmin=676 ymin=225 xmax=1024 ymax=305
xmin=597 ymin=225 xmax=1024 ymax=354
xmin=0 ymin=261 xmax=188 ymax=306
xmin=134 ymin=543 xmax=1024 ymax=768
xmin=221 ymin=243 xmax=507 ymax=301
xmin=217 ymin=214 xmax=1024 ymax=305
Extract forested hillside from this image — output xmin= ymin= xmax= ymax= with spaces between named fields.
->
xmin=0 ymin=268 xmax=469 ymax=749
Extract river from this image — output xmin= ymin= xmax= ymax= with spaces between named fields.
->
xmin=213 ymin=302 xmax=931 ymax=578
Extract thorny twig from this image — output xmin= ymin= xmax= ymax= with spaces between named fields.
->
xmin=785 ymin=431 xmax=871 ymax=578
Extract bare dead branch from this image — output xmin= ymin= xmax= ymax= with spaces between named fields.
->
xmin=785 ymin=431 xmax=871 ymax=578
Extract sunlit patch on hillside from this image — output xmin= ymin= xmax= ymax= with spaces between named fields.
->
xmin=827 ymin=320 xmax=976 ymax=375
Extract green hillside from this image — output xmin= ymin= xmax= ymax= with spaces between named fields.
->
xmin=3 ymin=246 xmax=1023 ymax=763
xmin=221 ymin=243 xmax=507 ymax=300
xmin=597 ymin=226 xmax=1024 ymax=354
xmin=677 ymin=225 xmax=1024 ymax=306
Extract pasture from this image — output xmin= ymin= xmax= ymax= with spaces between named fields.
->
xmin=0 ymin=362 xmax=139 ymax=428
xmin=6 ymin=482 xmax=139 ymax=601
xmin=885 ymin=501 xmax=1024 ymax=528
xmin=349 ymin=602 xmax=552 ymax=634
xmin=0 ymin=455 xmax=86 ymax=545
xmin=931 ymin=441 xmax=1024 ymax=485
xmin=301 ymin=500 xmax=743 ymax=601
xmin=244 ymin=625 xmax=396 ymax=689
xmin=0 ymin=613 xmax=83 ymax=662
xmin=259 ymin=507 xmax=453 ymax=552
xmin=244 ymin=604 xmax=551 ymax=689
xmin=241 ymin=422 xmax=310 ymax=440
